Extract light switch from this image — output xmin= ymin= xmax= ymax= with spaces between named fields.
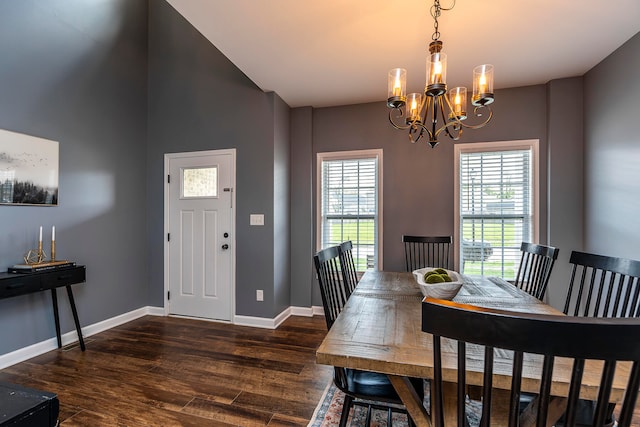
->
xmin=250 ymin=214 xmax=264 ymax=226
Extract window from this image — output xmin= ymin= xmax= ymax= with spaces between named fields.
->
xmin=317 ymin=149 xmax=383 ymax=271
xmin=454 ymin=140 xmax=539 ymax=279
xmin=182 ymin=167 xmax=218 ymax=198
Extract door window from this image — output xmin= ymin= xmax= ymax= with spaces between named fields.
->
xmin=182 ymin=167 xmax=218 ymax=198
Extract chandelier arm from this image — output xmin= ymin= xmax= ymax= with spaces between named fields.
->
xmin=420 ymin=96 xmax=436 ymax=143
xmin=388 ymin=108 xmax=412 ymax=130
xmin=434 ymin=97 xmax=462 ymax=141
xmin=444 ymin=124 xmax=461 ymax=140
xmin=455 ymin=106 xmax=494 ymax=130
xmin=430 ymin=97 xmax=438 ymax=137
xmin=431 ymin=107 xmax=492 ymax=140
xmin=408 ymin=122 xmax=427 ymax=143
xmin=418 ymin=95 xmax=442 ymax=146
xmin=437 ymin=93 xmax=494 ymax=134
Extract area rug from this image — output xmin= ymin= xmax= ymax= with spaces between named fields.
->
xmin=308 ymin=381 xmax=482 ymax=427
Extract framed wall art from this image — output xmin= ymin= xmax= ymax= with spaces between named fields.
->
xmin=0 ymin=129 xmax=59 ymax=206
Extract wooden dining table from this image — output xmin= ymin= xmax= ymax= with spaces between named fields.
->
xmin=315 ymin=270 xmax=632 ymax=426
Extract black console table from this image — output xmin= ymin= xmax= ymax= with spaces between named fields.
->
xmin=0 ymin=266 xmax=86 ymax=351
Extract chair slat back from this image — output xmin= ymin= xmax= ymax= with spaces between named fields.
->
xmin=564 ymin=251 xmax=640 ymax=318
xmin=337 ymin=241 xmax=359 ymax=298
xmin=313 ymin=246 xmax=348 ymax=330
xmin=402 ymin=235 xmax=452 ymax=271
xmin=513 ymin=242 xmax=559 ymax=300
xmin=422 ymin=298 xmax=640 ymax=427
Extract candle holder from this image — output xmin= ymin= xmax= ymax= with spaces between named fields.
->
xmin=23 ymin=248 xmax=47 ymax=265
xmin=9 ymin=226 xmax=75 ymax=273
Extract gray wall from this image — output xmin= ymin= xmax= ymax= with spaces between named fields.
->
xmin=147 ymin=0 xmax=284 ymax=318
xmin=584 ymin=32 xmax=640 ymax=260
xmin=0 ymin=0 xmax=148 ymax=353
xmin=272 ymin=93 xmax=291 ymax=315
xmin=546 ymin=77 xmax=584 ymax=308
xmin=289 ymin=108 xmax=314 ymax=307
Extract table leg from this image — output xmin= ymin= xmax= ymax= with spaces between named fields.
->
xmin=387 ymin=375 xmax=431 ymax=427
xmin=50 ymin=289 xmax=62 ymax=348
xmin=65 ymin=285 xmax=85 ymax=351
xmin=519 ymin=395 xmax=567 ymax=427
xmin=441 ymin=382 xmax=465 ymax=426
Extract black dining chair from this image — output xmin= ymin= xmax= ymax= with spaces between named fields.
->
xmin=338 ymin=241 xmax=359 ymax=298
xmin=513 ymin=242 xmax=559 ymax=300
xmin=422 ymin=298 xmax=640 ymax=427
xmin=402 ymin=235 xmax=452 ymax=271
xmin=314 ymin=246 xmax=418 ymax=427
xmin=555 ymin=250 xmax=640 ymax=426
xmin=521 ymin=250 xmax=640 ymax=426
xmin=563 ymin=250 xmax=640 ymax=318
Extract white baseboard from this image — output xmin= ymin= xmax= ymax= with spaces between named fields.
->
xmin=0 ymin=305 xmax=323 ymax=369
xmin=234 ymin=305 xmax=324 ymax=329
xmin=0 ymin=306 xmax=164 ymax=370
xmin=291 ymin=305 xmax=324 ymax=317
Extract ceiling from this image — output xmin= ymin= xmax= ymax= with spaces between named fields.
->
xmin=166 ymin=0 xmax=640 ymax=108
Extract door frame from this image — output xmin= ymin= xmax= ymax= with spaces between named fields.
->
xmin=163 ymin=149 xmax=236 ymax=321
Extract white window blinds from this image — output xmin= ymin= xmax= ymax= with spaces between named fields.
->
xmin=459 ymin=147 xmax=534 ymax=279
xmin=320 ymin=156 xmax=378 ymax=271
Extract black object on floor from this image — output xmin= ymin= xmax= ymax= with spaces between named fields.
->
xmin=0 ymin=382 xmax=59 ymax=427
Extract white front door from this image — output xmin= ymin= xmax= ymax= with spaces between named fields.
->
xmin=165 ymin=149 xmax=235 ymax=321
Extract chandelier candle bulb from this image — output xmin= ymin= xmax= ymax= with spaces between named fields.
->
xmin=448 ymin=87 xmax=467 ymax=120
xmin=387 ymin=68 xmax=407 ymax=108
xmin=472 ymin=64 xmax=495 ymax=106
xmin=406 ymin=93 xmax=424 ymax=123
xmin=426 ymin=51 xmax=447 ymax=94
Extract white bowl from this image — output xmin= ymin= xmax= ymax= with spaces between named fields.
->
xmin=412 ymin=268 xmax=463 ymax=300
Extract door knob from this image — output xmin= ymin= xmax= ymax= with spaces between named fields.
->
xmin=221 ymin=244 xmax=229 ymax=250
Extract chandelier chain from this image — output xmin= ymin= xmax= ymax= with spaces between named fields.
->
xmin=430 ymin=0 xmax=456 ymax=41
xmin=430 ymin=0 xmax=441 ymax=41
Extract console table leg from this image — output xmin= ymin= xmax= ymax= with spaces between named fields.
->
xmin=65 ymin=285 xmax=85 ymax=351
xmin=50 ymin=289 xmax=62 ymax=349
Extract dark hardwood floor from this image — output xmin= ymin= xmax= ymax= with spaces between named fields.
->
xmin=1 ymin=314 xmax=639 ymax=426
xmin=0 ymin=315 xmax=333 ymax=426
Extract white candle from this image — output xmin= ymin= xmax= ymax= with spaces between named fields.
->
xmin=39 ymin=226 xmax=42 ymax=243
xmin=52 ymin=226 xmax=55 ymax=242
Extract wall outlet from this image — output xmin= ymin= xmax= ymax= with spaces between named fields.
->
xmin=256 ymin=289 xmax=264 ymax=301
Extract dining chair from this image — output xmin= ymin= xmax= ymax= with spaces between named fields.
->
xmin=337 ymin=240 xmax=359 ymax=298
xmin=402 ymin=235 xmax=452 ymax=271
xmin=563 ymin=250 xmax=640 ymax=318
xmin=422 ymin=298 xmax=640 ymax=427
xmin=513 ymin=242 xmax=559 ymax=300
xmin=314 ymin=246 xmax=418 ymax=427
xmin=529 ymin=250 xmax=640 ymax=426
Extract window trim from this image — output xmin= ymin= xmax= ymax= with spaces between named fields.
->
xmin=316 ymin=149 xmax=384 ymax=270
xmin=453 ymin=139 xmax=539 ymax=272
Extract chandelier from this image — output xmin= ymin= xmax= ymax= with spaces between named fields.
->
xmin=386 ymin=0 xmax=495 ymax=147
